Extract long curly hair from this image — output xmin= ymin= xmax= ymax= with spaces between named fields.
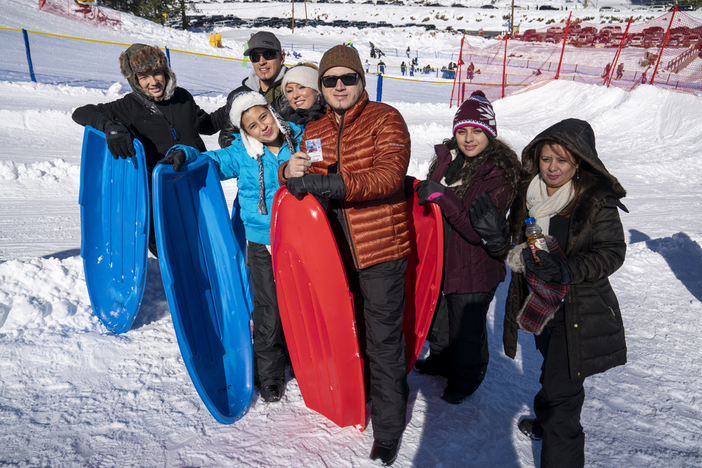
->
xmin=427 ymin=133 xmax=521 ymax=205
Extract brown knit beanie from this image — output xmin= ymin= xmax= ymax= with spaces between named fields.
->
xmin=318 ymin=45 xmax=366 ymax=88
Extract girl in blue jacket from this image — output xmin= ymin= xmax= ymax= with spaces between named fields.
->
xmin=161 ymin=91 xmax=303 ymax=403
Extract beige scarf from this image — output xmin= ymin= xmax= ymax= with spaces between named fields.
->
xmin=525 ymin=175 xmax=575 ymax=234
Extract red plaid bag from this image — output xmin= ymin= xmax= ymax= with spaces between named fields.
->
xmin=516 ymin=238 xmax=569 ymax=335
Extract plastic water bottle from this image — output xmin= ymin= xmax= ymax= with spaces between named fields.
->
xmin=525 ymin=217 xmax=549 ymax=263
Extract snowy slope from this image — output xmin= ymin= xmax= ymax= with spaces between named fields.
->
xmin=1 ymin=0 xmax=702 ymax=467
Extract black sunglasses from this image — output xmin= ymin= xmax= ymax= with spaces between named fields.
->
xmin=250 ymin=50 xmax=279 ymax=63
xmin=321 ymin=73 xmax=360 ymax=88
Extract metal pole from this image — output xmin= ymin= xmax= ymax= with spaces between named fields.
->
xmin=22 ymin=29 xmax=36 ymax=83
xmin=376 ymin=73 xmax=383 ymax=102
xmin=501 ymin=35 xmax=508 ymax=98
xmin=555 ymin=13 xmax=572 ymax=80
xmin=651 ymin=7 xmax=677 ymax=85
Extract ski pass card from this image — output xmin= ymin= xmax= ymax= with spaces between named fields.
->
xmin=306 ymin=138 xmax=323 ymax=163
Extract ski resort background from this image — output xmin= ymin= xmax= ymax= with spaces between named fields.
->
xmin=4 ymin=0 xmax=701 ymax=108
xmin=3 ymin=0 xmax=702 ymax=466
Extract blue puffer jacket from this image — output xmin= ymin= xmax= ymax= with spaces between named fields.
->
xmin=169 ymin=121 xmax=303 ymax=245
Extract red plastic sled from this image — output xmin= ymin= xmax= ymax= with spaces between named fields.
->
xmin=403 ymin=179 xmax=444 ymax=372
xmin=271 ymin=188 xmax=365 ymax=431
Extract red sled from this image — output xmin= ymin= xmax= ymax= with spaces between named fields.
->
xmin=403 ymin=179 xmax=444 ymax=372
xmin=271 ymin=188 xmax=366 ymax=431
xmin=270 ymin=183 xmax=443 ymax=430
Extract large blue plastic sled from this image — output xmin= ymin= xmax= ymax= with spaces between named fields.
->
xmin=152 ymin=156 xmax=254 ymax=424
xmin=79 ymin=126 xmax=148 ymax=334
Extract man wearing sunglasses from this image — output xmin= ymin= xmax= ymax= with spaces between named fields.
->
xmin=213 ymin=31 xmax=294 ymax=148
xmin=280 ymin=45 xmax=411 ymax=466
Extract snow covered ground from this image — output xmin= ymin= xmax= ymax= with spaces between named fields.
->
xmin=1 ymin=0 xmax=702 ymax=466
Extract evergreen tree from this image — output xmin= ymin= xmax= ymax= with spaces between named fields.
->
xmin=99 ymin=0 xmax=198 ymax=28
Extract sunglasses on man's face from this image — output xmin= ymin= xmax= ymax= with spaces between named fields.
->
xmin=250 ymin=50 xmax=278 ymax=63
xmin=321 ymin=73 xmax=360 ymax=88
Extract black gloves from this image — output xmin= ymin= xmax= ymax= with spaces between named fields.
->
xmin=105 ymin=121 xmax=136 ymax=160
xmin=469 ymin=191 xmax=510 ymax=253
xmin=404 ymin=176 xmax=417 ymax=198
xmin=414 ymin=180 xmax=446 ymax=205
xmin=523 ymin=249 xmax=572 ymax=285
xmin=286 ymin=173 xmax=346 ymax=200
xmin=156 ymin=149 xmax=186 ymax=172
xmin=218 ymin=121 xmax=239 ymax=148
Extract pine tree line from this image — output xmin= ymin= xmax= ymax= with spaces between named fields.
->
xmin=98 ymin=0 xmax=199 ymax=28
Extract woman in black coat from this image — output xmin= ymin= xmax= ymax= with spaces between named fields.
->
xmin=471 ymin=118 xmax=628 ymax=468
xmin=72 ymin=44 xmax=224 ymax=256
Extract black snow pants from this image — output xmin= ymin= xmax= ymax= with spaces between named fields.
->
xmin=347 ymin=256 xmax=409 ymax=441
xmin=534 ymin=307 xmax=586 ymax=468
xmin=248 ymin=241 xmax=288 ymax=388
xmin=426 ymin=289 xmax=496 ymax=395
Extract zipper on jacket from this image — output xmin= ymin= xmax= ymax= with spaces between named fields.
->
xmin=336 ymin=114 xmax=360 ymax=269
xmin=567 ymin=293 xmax=581 ymax=378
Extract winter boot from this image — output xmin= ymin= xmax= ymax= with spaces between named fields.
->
xmin=518 ymin=418 xmax=543 ymax=441
xmin=259 ymin=384 xmax=282 ymax=403
xmin=369 ymin=438 xmax=400 ymax=466
xmin=440 ymin=386 xmax=470 ymax=405
xmin=413 ymin=354 xmax=450 ymax=378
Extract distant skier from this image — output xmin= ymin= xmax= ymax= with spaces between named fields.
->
xmin=406 ymin=45 xmax=411 ymax=57
xmin=615 ymin=63 xmax=624 ymax=80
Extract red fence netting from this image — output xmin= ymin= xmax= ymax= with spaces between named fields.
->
xmin=451 ymin=8 xmax=702 ymax=106
xmin=38 ymin=0 xmax=121 ymax=29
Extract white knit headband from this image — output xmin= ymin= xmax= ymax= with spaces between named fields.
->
xmin=281 ymin=66 xmax=320 ymax=94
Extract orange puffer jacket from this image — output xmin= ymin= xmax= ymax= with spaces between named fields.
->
xmin=280 ymin=91 xmax=411 ymax=269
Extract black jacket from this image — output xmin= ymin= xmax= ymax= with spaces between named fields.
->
xmin=504 ymin=118 xmax=628 ymax=380
xmin=72 ymin=87 xmax=223 ymax=168
xmin=212 ymin=69 xmax=294 ymax=148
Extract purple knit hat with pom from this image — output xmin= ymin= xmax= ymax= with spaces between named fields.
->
xmin=452 ymin=90 xmax=497 ymax=137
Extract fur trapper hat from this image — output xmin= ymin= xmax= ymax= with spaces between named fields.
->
xmin=119 ymin=44 xmax=176 ymax=102
xmin=318 ymin=45 xmax=366 ymax=88
xmin=282 ymin=63 xmax=320 ymax=95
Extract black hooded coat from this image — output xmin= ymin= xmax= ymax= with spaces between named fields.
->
xmin=503 ymin=118 xmax=628 ymax=381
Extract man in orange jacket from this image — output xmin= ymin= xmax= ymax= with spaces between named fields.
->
xmin=280 ymin=45 xmax=411 ymax=466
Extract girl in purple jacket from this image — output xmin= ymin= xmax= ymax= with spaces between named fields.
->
xmin=414 ymin=91 xmax=520 ymax=404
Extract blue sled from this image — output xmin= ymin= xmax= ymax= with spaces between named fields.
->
xmin=79 ymin=126 xmax=148 ymax=334
xmin=153 ymin=156 xmax=254 ymax=424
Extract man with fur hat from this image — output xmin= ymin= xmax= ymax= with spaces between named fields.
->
xmin=212 ymin=31 xmax=295 ymax=148
xmin=72 ymin=43 xmax=224 ymax=256
xmin=279 ymin=44 xmax=411 ymax=466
